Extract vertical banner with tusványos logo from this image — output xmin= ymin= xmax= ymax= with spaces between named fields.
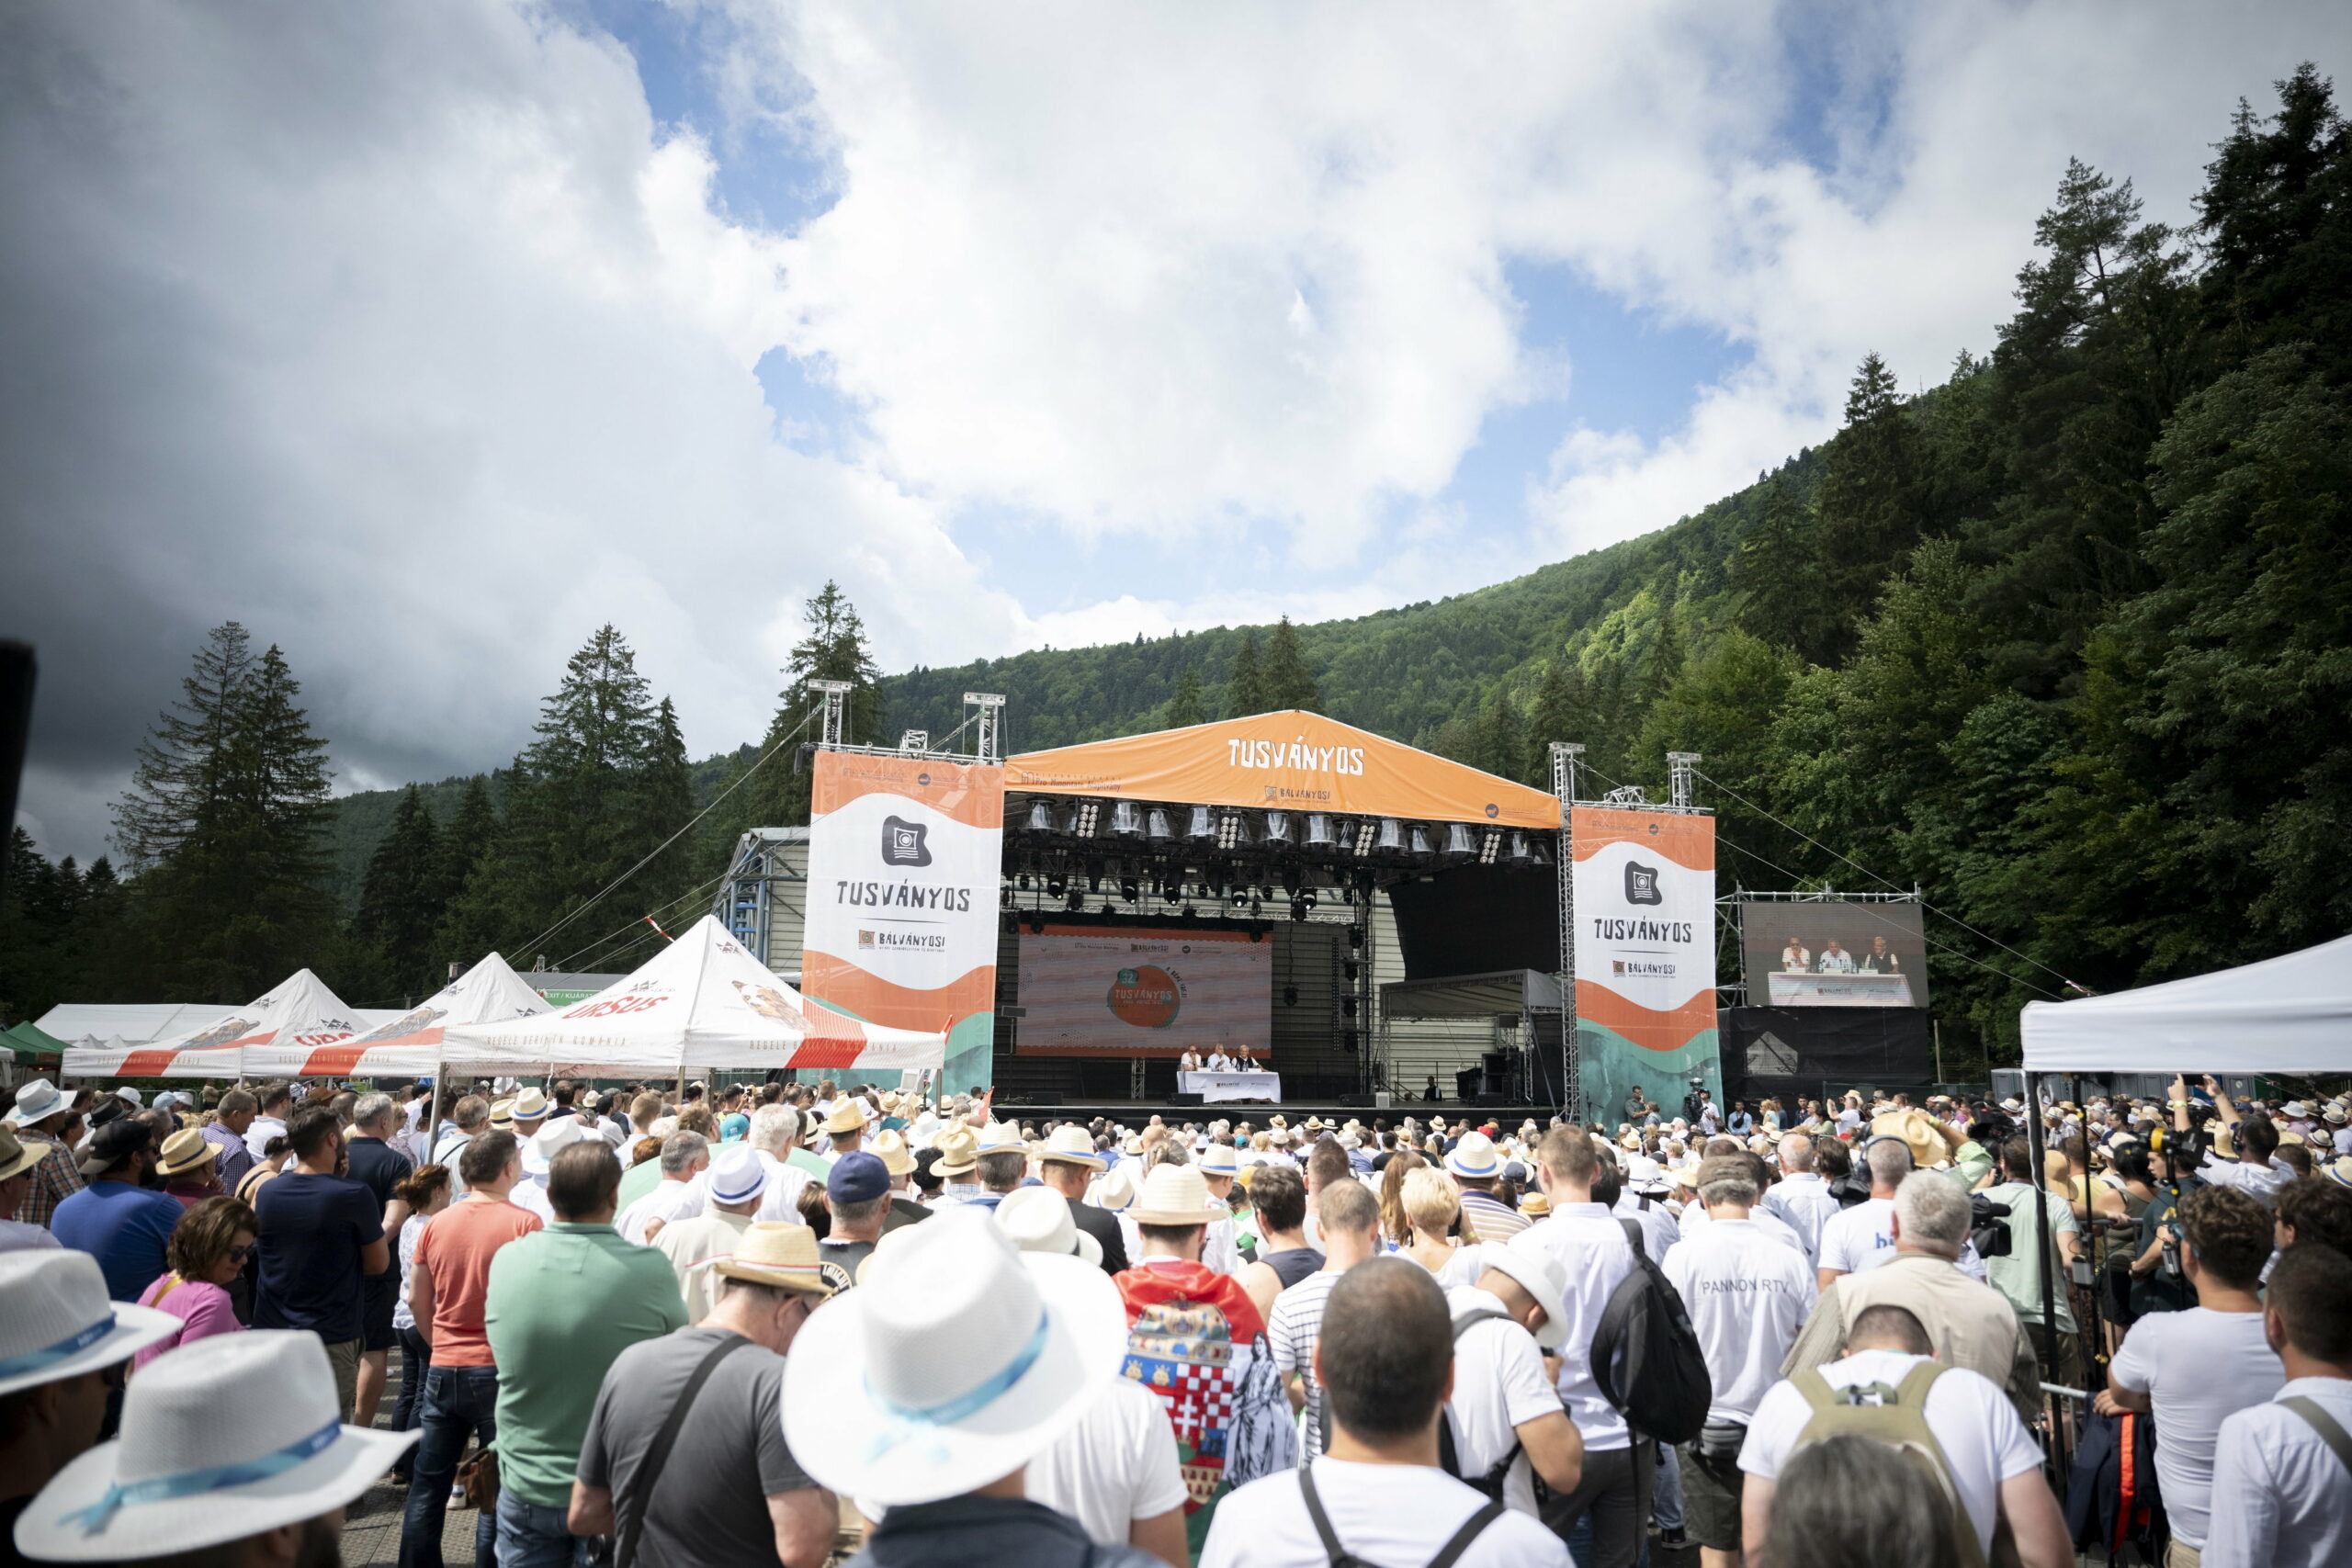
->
xmin=802 ymin=750 xmax=1005 ymax=1096
xmin=1570 ymin=807 xmax=1718 ymax=1123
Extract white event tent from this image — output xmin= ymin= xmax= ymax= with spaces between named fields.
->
xmin=236 ymin=952 xmax=551 ymax=1080
xmin=443 ymin=915 xmax=947 ymax=1077
xmin=2020 ymin=932 xmax=2352 ymax=1074
xmin=62 ymin=969 xmax=368 ymax=1079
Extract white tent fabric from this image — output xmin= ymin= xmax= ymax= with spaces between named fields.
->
xmin=62 ymin=969 xmax=368 ymax=1079
xmin=443 ymin=916 xmax=947 ymax=1075
xmin=238 ymin=953 xmax=551 ymax=1079
xmin=2020 ymin=933 xmax=2352 ymax=1073
xmin=39 ymin=1001 xmax=408 ymax=1044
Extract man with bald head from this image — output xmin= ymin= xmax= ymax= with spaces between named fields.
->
xmin=1760 ymin=1131 xmax=1840 ymax=1265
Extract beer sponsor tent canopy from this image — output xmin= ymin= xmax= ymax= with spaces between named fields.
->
xmin=62 ymin=969 xmax=367 ymax=1079
xmin=443 ymin=915 xmax=948 ymax=1076
xmin=2020 ymin=933 xmax=2352 ymax=1074
xmin=39 ymin=1001 xmax=253 ymax=1045
xmin=1006 ymin=709 xmax=1561 ymax=829
xmin=3 ymin=1021 xmax=67 ymax=1061
xmin=238 ymin=952 xmax=551 ymax=1079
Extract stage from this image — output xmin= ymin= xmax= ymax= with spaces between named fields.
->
xmin=979 ymin=1097 xmax=1557 ymax=1129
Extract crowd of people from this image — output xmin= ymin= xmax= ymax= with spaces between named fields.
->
xmin=2 ymin=1067 xmax=2348 ymax=1568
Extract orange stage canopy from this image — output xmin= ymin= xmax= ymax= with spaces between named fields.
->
xmin=1005 ymin=710 xmax=1561 ymax=830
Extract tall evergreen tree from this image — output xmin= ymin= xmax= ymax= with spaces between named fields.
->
xmin=1523 ymin=659 xmax=1597 ymax=785
xmin=434 ymin=776 xmax=499 ymax=910
xmin=112 ymin=623 xmax=256 ymax=872
xmin=350 ymin=786 xmax=443 ymax=1002
xmin=1163 ymin=665 xmax=1209 ymax=729
xmin=1731 ymin=476 xmax=1836 ymax=661
xmin=636 ymin=696 xmax=698 ymax=914
xmin=732 ymin=581 xmax=888 ymax=836
xmin=1811 ymin=354 xmax=1927 ymax=657
xmin=1260 ymin=616 xmax=1320 ymax=712
xmin=1642 ymin=597 xmax=1685 ymax=708
xmin=2196 ymin=64 xmax=2352 ymax=377
xmin=1224 ymin=631 xmax=1267 ymax=718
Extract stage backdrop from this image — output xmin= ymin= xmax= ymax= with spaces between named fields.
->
xmin=1738 ymin=900 xmax=1930 ymax=1008
xmin=1014 ymin=925 xmax=1272 ymax=1057
xmin=802 ymin=751 xmax=1004 ymax=1094
xmin=1571 ymin=807 xmax=1718 ymax=1122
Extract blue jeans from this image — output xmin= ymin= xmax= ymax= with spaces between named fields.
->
xmin=494 ymin=1491 xmax=587 ymax=1568
xmin=399 ymin=1364 xmax=498 ymax=1568
xmin=391 ymin=1327 xmax=433 ymax=1448
xmin=1652 ymin=1440 xmax=1685 ymax=1530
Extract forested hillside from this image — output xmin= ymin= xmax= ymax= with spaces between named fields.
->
xmin=8 ymin=68 xmax=2346 ymax=1077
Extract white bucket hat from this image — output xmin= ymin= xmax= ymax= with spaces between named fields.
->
xmin=0 ymin=1253 xmax=177 ymax=1399
xmin=1491 ymin=1235 xmax=1571 ymax=1349
xmin=17 ymin=1329 xmax=416 ymax=1561
xmin=520 ymin=1116 xmax=585 ymax=1177
xmin=993 ymin=1185 xmax=1104 ymax=1269
xmin=6 ymin=1077 xmax=67 ymax=1127
xmin=781 ymin=1210 xmax=1126 ymax=1506
xmin=1446 ymin=1132 xmax=1505 ymax=1180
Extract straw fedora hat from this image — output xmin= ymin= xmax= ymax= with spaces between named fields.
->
xmin=0 ymin=1123 xmax=44 ymax=1184
xmin=1091 ymin=1164 xmax=1137 ymax=1213
xmin=486 ymin=1099 xmax=516 ymax=1131
xmin=1519 ymin=1190 xmax=1551 ymax=1219
xmin=154 ymin=1128 xmax=219 ymax=1179
xmin=976 ymin=1121 xmax=1029 ymax=1157
xmin=782 ymin=1210 xmax=1125 ymax=1506
xmin=509 ymin=1087 xmax=549 ymax=1121
xmin=1034 ymin=1125 xmax=1105 ymax=1172
xmin=1446 ymin=1132 xmax=1505 ymax=1180
xmin=823 ymin=1100 xmax=867 ymax=1136
xmin=1129 ymin=1163 xmax=1224 ymax=1226
xmin=0 ymin=1252 xmax=178 ymax=1399
xmin=16 ymin=1329 xmax=415 ymax=1561
xmin=869 ymin=1128 xmax=917 ymax=1178
xmin=993 ymin=1185 xmax=1103 ymax=1268
xmin=1196 ymin=1143 xmax=1239 ymax=1179
xmin=714 ymin=1222 xmax=833 ymax=1296
xmin=930 ymin=1125 xmax=980 ymax=1179
xmin=1870 ymin=1110 xmax=1949 ymax=1170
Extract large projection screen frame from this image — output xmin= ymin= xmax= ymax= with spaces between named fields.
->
xmin=1737 ymin=897 xmax=1930 ymax=1008
xmin=1012 ymin=922 xmax=1273 ymax=1058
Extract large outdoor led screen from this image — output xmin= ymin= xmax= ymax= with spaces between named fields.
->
xmin=1737 ymin=900 xmax=1930 ymax=1008
xmin=1013 ymin=924 xmax=1272 ymax=1056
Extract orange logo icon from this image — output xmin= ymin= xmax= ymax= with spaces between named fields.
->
xmin=1106 ymin=965 xmax=1182 ymax=1028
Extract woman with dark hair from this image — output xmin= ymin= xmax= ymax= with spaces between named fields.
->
xmin=133 ymin=1194 xmax=259 ymax=1367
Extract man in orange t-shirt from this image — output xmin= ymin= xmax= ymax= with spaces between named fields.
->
xmin=401 ymin=1129 xmax=542 ymax=1568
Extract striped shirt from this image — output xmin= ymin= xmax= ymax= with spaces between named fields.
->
xmin=1460 ymin=1189 xmax=1531 ymax=1242
xmin=1269 ymin=1269 xmax=1344 ymax=1460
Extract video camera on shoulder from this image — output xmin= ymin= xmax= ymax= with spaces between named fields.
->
xmin=1968 ymin=1191 xmax=2012 ymax=1259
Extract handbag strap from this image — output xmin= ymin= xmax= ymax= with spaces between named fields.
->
xmin=615 ymin=1334 xmax=751 ymax=1568
xmin=2283 ymin=1396 xmax=2352 ymax=1476
xmin=1299 ymin=1464 xmax=1506 ymax=1568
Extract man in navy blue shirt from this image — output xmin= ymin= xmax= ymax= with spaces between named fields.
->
xmin=344 ymin=1091 xmax=413 ymax=1432
xmin=255 ymin=1105 xmax=388 ymax=1420
xmin=50 ymin=1119 xmax=183 ymax=1301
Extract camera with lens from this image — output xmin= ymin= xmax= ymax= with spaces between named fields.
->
xmin=1968 ymin=1191 xmax=2013 ymax=1259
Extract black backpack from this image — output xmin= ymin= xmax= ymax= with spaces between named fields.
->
xmin=1589 ymin=1217 xmax=1712 ymax=1445
xmin=1436 ymin=1309 xmax=1524 ymax=1499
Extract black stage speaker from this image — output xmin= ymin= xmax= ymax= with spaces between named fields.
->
xmin=1337 ymin=1093 xmax=1374 ymax=1107
xmin=1169 ymin=1092 xmax=1204 ymax=1107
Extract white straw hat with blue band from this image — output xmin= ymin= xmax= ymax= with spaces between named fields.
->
xmin=780 ymin=1206 xmax=1125 ymax=1506
xmin=0 ymin=1253 xmax=177 ymax=1399
xmin=16 ymin=1330 xmax=416 ymax=1561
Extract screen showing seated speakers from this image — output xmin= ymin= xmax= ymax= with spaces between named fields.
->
xmin=1014 ymin=924 xmax=1272 ymax=1056
xmin=1738 ymin=900 xmax=1931 ymax=1008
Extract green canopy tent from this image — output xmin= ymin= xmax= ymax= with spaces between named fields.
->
xmin=1 ymin=1020 xmax=68 ymax=1065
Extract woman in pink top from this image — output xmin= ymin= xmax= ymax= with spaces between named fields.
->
xmin=134 ymin=1193 xmax=258 ymax=1369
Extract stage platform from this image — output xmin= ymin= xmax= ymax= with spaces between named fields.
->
xmin=978 ymin=1098 xmax=1558 ymax=1128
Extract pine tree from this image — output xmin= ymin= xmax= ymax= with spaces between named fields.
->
xmin=1466 ymin=689 xmax=1525 ymax=780
xmin=1260 ymin=616 xmax=1320 ymax=712
xmin=1812 ymin=354 xmax=1926 ymax=655
xmin=636 ymin=696 xmax=698 ymax=915
xmin=733 ymin=582 xmax=888 ymax=835
xmin=350 ymin=786 xmax=443 ymax=1001
xmin=1224 ymin=631 xmax=1268 ymax=718
xmin=1524 ymin=659 xmax=1598 ymax=785
xmin=1642 ymin=598 xmax=1686 ymax=708
xmin=112 ymin=623 xmax=255 ymax=872
xmin=1733 ymin=477 xmax=1837 ymax=662
xmin=1164 ymin=665 xmax=1209 ymax=728
xmin=434 ymin=776 xmax=499 ymax=911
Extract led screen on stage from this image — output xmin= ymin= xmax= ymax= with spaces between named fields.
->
xmin=1737 ymin=900 xmax=1930 ymax=1007
xmin=1013 ymin=924 xmax=1272 ymax=1057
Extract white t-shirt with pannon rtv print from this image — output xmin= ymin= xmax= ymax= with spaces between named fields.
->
xmin=1738 ymin=1349 xmax=2041 ymax=1562
xmin=1200 ymin=1457 xmax=1569 ymax=1568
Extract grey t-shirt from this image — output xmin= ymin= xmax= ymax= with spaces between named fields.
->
xmin=578 ymin=1326 xmax=815 ymax=1567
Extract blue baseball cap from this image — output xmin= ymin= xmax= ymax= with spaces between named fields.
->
xmin=829 ymin=1151 xmax=890 ymax=1204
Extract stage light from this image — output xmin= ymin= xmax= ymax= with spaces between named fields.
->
xmin=1001 ymin=886 xmax=1015 ymax=908
xmin=1283 ymin=985 xmax=1300 ymax=1006
xmin=1087 ymin=873 xmax=1102 ymax=894
xmin=1070 ymin=800 xmax=1101 ymax=837
xmin=1441 ymin=824 xmax=1476 ymax=863
xmin=1527 ymin=836 xmax=1553 ymax=868
xmin=1289 ymin=899 xmax=1307 ymax=922
xmin=1299 ymin=888 xmax=1318 ymax=910
xmin=1229 ymin=890 xmax=1248 ymax=908
xmin=1348 ymin=926 xmax=1364 ymax=950
xmin=1184 ymin=805 xmax=1216 ymax=845
xmin=1216 ymin=810 xmax=1250 ymax=851
xmin=1120 ymin=878 xmax=1139 ymax=904
xmin=1145 ymin=808 xmax=1174 ymax=846
xmin=1046 ymin=875 xmax=1066 ymax=898
xmin=1341 ymin=997 xmax=1358 ymax=1018
xmin=1478 ymin=828 xmax=1502 ymax=865
xmin=1023 ymin=800 xmax=1057 ymax=835
xmin=1407 ymin=825 xmax=1434 ymax=862
xmin=1262 ymin=811 xmax=1295 ymax=848
xmin=1182 ymin=903 xmax=1196 ymax=919
xmin=1304 ymin=813 xmax=1336 ymax=849
xmin=1343 ymin=959 xmax=1360 ymax=982
xmin=1506 ymin=831 xmax=1534 ymax=867
xmin=1066 ymin=889 xmax=1085 ymax=911
xmin=1027 ymin=918 xmax=1046 ymax=935
xmin=1342 ymin=1028 xmax=1359 ymax=1054
xmin=1250 ymin=897 xmax=1262 ymax=918
xmin=1281 ymin=868 xmax=1301 ymax=895
xmin=1374 ymin=818 xmax=1405 ymax=857
xmin=1109 ymin=802 xmax=1144 ymax=839
xmin=1347 ymin=818 xmax=1377 ymax=856
xmin=1016 ymin=873 xmax=1030 ymax=890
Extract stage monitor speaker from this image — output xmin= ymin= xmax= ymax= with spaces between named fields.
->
xmin=1337 ymin=1093 xmax=1374 ymax=1107
xmin=1169 ymin=1092 xmax=1204 ymax=1107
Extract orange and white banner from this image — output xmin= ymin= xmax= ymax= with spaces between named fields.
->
xmin=802 ymin=751 xmax=1004 ymax=1066
xmin=1571 ymin=807 xmax=1716 ymax=1055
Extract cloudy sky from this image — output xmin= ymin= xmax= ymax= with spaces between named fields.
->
xmin=5 ymin=0 xmax=2346 ymax=863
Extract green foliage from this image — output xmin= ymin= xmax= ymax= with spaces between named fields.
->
xmin=350 ymin=787 xmax=443 ymax=1002
xmin=1162 ymin=665 xmax=1209 ymax=729
xmin=1224 ymin=629 xmax=1267 ymax=718
xmin=1261 ymin=616 xmax=1320 ymax=712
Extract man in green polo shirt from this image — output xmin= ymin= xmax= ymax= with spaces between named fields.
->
xmin=486 ymin=1139 xmax=686 ymax=1567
